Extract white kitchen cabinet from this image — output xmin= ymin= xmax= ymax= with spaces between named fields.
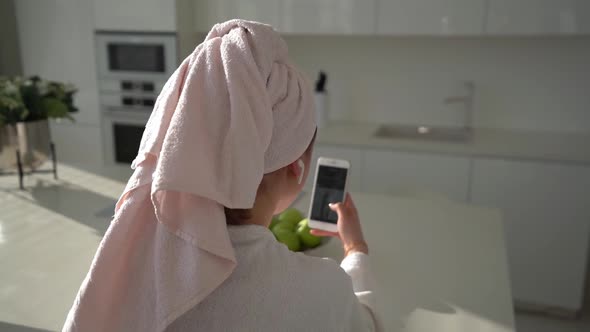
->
xmin=486 ymin=0 xmax=590 ymax=35
xmin=280 ymin=0 xmax=376 ymax=35
xmin=304 ymin=145 xmax=364 ymax=193
xmin=16 ymin=0 xmax=101 ymax=127
xmin=471 ymin=159 xmax=590 ymax=312
xmin=362 ymin=150 xmax=471 ymax=202
xmin=93 ymin=0 xmax=176 ymax=32
xmin=49 ymin=122 xmax=104 ymax=166
xmin=193 ymin=0 xmax=280 ymax=32
xmin=377 ymin=0 xmax=486 ymax=35
xmin=16 ymin=0 xmax=104 ymax=165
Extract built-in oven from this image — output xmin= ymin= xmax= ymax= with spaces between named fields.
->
xmin=102 ymin=108 xmax=150 ymax=165
xmin=96 ymin=32 xmax=177 ymax=165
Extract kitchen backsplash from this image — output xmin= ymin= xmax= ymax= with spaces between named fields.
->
xmin=284 ymin=36 xmax=590 ymax=134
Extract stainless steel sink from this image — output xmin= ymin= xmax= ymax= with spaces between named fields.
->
xmin=374 ymin=124 xmax=472 ymax=142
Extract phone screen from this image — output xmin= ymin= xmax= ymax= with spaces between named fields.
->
xmin=310 ymin=165 xmax=348 ymax=224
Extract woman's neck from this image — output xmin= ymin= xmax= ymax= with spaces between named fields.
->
xmin=225 ymin=185 xmax=277 ymax=227
xmin=248 ymin=194 xmax=275 ymax=227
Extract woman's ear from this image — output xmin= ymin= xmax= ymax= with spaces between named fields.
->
xmin=297 ymin=160 xmax=305 ymax=184
xmin=288 ymin=159 xmax=305 ymax=184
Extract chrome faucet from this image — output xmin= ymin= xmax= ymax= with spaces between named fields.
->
xmin=444 ymin=81 xmax=475 ymax=130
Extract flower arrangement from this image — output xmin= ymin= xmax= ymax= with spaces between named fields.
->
xmin=0 ymin=76 xmax=77 ymax=126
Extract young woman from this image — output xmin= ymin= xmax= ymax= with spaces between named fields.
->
xmin=63 ymin=20 xmax=380 ymax=332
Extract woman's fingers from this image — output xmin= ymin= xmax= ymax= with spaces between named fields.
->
xmin=344 ymin=193 xmax=352 ymax=208
xmin=329 ymin=202 xmax=343 ymax=212
xmin=346 ymin=193 xmax=357 ymax=210
xmin=310 ymin=229 xmax=339 ymax=238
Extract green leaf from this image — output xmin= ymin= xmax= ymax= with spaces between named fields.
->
xmin=42 ymin=98 xmax=69 ymax=118
xmin=20 ymin=82 xmax=44 ymax=120
xmin=19 ymin=108 xmax=29 ymax=122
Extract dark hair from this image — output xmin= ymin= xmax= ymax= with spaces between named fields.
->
xmin=225 ymin=207 xmax=254 ymax=224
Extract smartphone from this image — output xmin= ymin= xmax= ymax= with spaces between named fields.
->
xmin=308 ymin=157 xmax=350 ymax=233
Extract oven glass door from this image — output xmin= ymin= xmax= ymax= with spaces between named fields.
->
xmin=112 ymin=123 xmax=145 ymax=164
xmin=103 ymin=110 xmax=149 ymax=165
xmin=96 ymin=33 xmax=176 ymax=81
xmin=108 ymin=43 xmax=165 ymax=73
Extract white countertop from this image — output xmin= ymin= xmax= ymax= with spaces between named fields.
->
xmin=317 ymin=123 xmax=590 ymax=165
xmin=293 ymin=192 xmax=515 ymax=332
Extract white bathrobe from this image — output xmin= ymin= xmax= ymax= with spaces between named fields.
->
xmin=165 ymin=224 xmax=381 ymax=331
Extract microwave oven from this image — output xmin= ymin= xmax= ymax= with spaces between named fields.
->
xmin=96 ymin=32 xmax=178 ymax=82
xmin=95 ymin=32 xmax=177 ymax=96
xmin=96 ymin=32 xmax=177 ymax=165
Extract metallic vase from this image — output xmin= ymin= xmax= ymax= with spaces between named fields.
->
xmin=0 ymin=120 xmax=51 ymax=172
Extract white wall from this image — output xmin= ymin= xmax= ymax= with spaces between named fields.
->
xmin=15 ymin=0 xmax=103 ymax=166
xmin=284 ymin=36 xmax=590 ymax=134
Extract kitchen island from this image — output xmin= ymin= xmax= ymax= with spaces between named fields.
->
xmin=0 ymin=164 xmax=513 ymax=331
xmin=294 ymin=192 xmax=514 ymax=332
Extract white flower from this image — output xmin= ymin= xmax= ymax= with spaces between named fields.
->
xmin=37 ymin=80 xmax=49 ymax=95
xmin=63 ymin=83 xmax=76 ymax=93
xmin=3 ymin=81 xmax=19 ymax=95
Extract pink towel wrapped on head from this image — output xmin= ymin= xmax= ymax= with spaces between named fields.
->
xmin=63 ymin=20 xmax=316 ymax=332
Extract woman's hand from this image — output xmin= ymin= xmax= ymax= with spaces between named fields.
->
xmin=310 ymin=193 xmax=369 ymax=256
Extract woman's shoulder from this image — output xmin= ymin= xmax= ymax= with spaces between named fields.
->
xmin=279 ymin=251 xmax=361 ymax=320
xmin=277 ymin=247 xmax=354 ymax=291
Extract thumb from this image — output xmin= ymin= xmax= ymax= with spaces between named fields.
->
xmin=329 ymin=202 xmax=343 ymax=214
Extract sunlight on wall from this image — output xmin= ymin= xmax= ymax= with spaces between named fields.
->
xmin=0 ymin=222 xmax=4 ymax=244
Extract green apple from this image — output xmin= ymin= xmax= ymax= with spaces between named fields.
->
xmin=271 ymin=221 xmax=294 ymax=233
xmin=296 ymin=218 xmax=322 ymax=248
xmin=271 ymin=220 xmax=295 ymax=236
xmin=277 ymin=208 xmax=304 ymax=229
xmin=297 ymin=218 xmax=309 ymax=229
xmin=269 ymin=216 xmax=280 ymax=229
xmin=273 ymin=228 xmax=301 ymax=252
